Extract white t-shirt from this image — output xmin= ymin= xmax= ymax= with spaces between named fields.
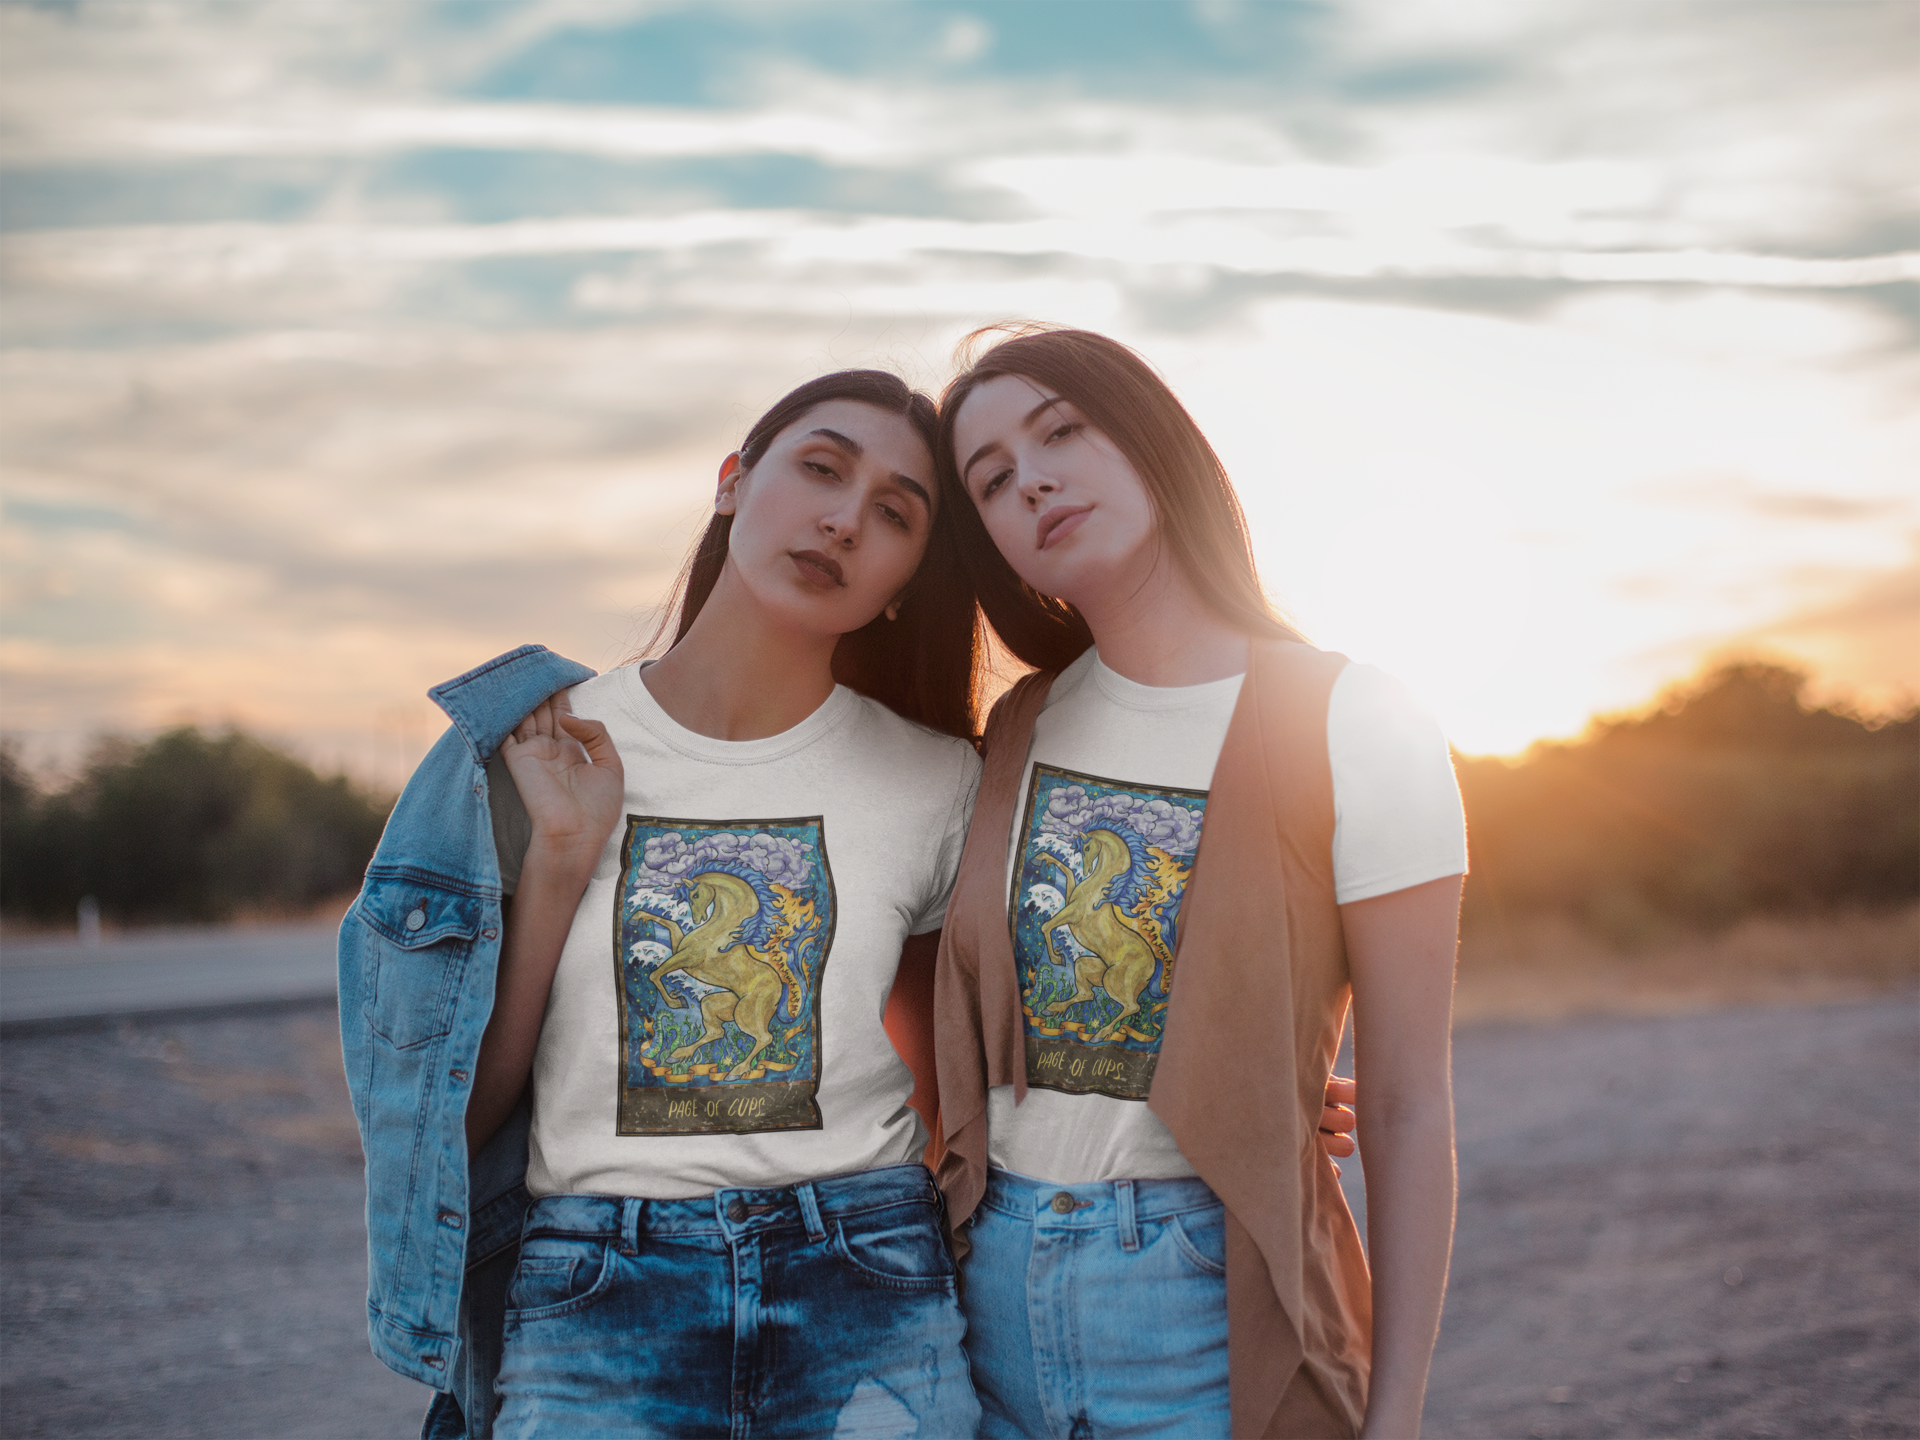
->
xmin=986 ymin=649 xmax=1467 ymax=1184
xmin=509 ymin=666 xmax=979 ymax=1200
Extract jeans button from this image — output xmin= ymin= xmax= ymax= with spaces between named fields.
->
xmin=727 ymin=1199 xmax=748 ymax=1222
xmin=1051 ymin=1192 xmax=1077 ymax=1214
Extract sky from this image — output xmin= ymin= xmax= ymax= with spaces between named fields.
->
xmin=2 ymin=0 xmax=1915 ymax=786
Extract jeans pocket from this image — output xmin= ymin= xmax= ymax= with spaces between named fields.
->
xmin=505 ymin=1239 xmax=614 ymax=1320
xmin=831 ymin=1203 xmax=956 ymax=1291
xmin=1169 ymin=1207 xmax=1228 ymax=1277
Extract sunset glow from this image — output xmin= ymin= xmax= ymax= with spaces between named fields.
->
xmin=2 ymin=2 xmax=1914 ymax=784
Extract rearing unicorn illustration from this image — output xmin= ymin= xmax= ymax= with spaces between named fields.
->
xmin=1035 ymin=826 xmax=1176 ymax=1044
xmin=634 ymin=865 xmax=806 ymax=1082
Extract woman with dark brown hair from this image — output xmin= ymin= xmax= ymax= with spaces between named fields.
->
xmin=933 ymin=328 xmax=1467 ymax=1438
xmin=384 ymin=369 xmax=993 ymax=1438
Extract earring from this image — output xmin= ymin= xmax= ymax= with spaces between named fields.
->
xmin=885 ymin=603 xmax=901 ymax=622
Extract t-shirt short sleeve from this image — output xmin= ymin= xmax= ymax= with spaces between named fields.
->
xmin=1327 ymin=663 xmax=1469 ymax=904
xmin=486 ymin=750 xmax=533 ymax=896
xmin=907 ymin=743 xmax=982 ymax=936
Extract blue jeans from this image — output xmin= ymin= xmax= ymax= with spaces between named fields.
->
xmin=960 ymin=1167 xmax=1230 ymax=1440
xmin=492 ymin=1163 xmax=978 ymax=1439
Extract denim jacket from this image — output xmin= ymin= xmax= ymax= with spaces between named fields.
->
xmin=338 ymin=644 xmax=595 ymax=1439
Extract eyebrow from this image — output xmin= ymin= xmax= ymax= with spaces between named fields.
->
xmin=960 ymin=393 xmax=1068 ymax=485
xmin=808 ymin=427 xmax=933 ymax=510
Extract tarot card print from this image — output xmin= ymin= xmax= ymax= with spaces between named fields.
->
xmin=614 ymin=816 xmax=836 ymax=1135
xmin=1009 ymin=764 xmax=1207 ymax=1100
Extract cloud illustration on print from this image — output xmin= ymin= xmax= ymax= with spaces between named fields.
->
xmin=1040 ymin=786 xmax=1204 ymax=856
xmin=641 ymin=828 xmax=816 ymax=884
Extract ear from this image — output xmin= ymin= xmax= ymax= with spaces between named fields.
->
xmin=884 ymin=601 xmax=902 ymax=622
xmin=715 ymin=453 xmax=744 ymax=514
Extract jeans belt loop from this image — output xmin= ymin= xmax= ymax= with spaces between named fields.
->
xmin=619 ymin=1197 xmax=644 ymax=1256
xmin=1116 ymin=1179 xmax=1140 ymax=1253
xmin=796 ymin=1181 xmax=827 ymax=1243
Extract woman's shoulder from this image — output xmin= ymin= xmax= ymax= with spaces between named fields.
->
xmin=841 ymin=691 xmax=983 ymax=777
xmin=1327 ymin=662 xmax=1443 ymax=740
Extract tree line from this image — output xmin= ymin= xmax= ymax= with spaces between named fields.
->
xmin=1 ymin=728 xmax=392 ymax=926
xmin=1 ymin=662 xmax=1913 ymax=935
xmin=1456 ymin=662 xmax=1917 ymax=943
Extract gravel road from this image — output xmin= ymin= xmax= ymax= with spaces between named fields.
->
xmin=2 ymin=995 xmax=1914 ymax=1438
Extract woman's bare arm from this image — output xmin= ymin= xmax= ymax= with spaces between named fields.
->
xmin=465 ymin=693 xmax=623 ymax=1154
xmin=1345 ymin=873 xmax=1462 ymax=1440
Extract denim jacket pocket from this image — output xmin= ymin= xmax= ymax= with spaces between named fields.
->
xmin=356 ymin=872 xmax=484 ymax=1051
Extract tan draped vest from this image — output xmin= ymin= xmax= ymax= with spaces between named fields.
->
xmin=934 ymin=640 xmax=1372 ymax=1439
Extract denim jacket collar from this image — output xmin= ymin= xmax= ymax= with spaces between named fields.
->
xmin=429 ymin=643 xmax=599 ymax=764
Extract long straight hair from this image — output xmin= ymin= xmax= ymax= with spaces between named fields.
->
xmin=935 ymin=326 xmax=1303 ymax=672
xmin=643 ymin=370 xmax=982 ymax=741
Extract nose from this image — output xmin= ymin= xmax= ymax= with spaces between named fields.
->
xmin=819 ymin=502 xmax=859 ymax=546
xmin=1016 ymin=467 xmax=1057 ymax=508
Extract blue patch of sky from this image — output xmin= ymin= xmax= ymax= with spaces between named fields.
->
xmin=1341 ymin=55 xmax=1512 ymax=104
xmin=398 ymin=252 xmax=627 ymax=327
xmin=0 ymin=308 xmax=279 ymax=351
xmin=463 ymin=1 xmax=1340 ymax=106
xmin=3 ymin=498 xmax=146 ymax=536
xmin=0 ymin=161 xmax=341 ymax=232
xmin=371 ymin=149 xmax=1018 ymax=224
xmin=0 ymin=590 xmax=161 ymax=648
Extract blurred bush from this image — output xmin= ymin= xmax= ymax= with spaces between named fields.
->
xmin=1458 ymin=662 xmax=1918 ymax=946
xmin=1 ymin=728 xmax=392 ymax=926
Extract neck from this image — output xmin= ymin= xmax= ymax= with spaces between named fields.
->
xmin=1074 ymin=557 xmax=1249 ymax=687
xmin=642 ymin=566 xmax=839 ymax=740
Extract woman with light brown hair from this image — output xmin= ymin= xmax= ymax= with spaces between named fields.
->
xmin=933 ymin=327 xmax=1467 ymax=1438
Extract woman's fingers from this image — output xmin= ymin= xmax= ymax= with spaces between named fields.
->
xmin=556 ymin=712 xmax=619 ymax=768
xmin=506 ymin=690 xmax=592 ymax=761
xmin=1325 ymin=1074 xmax=1356 ymax=1107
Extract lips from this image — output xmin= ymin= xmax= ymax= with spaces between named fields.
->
xmin=789 ymin=549 xmax=846 ymax=587
xmin=1036 ymin=505 xmax=1093 ymax=551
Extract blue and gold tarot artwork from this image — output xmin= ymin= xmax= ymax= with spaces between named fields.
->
xmin=614 ymin=815 xmax=836 ymax=1135
xmin=1008 ymin=764 xmax=1207 ymax=1100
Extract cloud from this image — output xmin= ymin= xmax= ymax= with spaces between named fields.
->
xmin=3 ymin=0 xmax=1916 ymax=781
xmin=1040 ymin=784 xmax=1206 ymax=857
xmin=638 ymin=828 xmax=816 ymax=888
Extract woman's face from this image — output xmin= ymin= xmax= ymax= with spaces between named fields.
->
xmin=718 ymin=399 xmax=937 ymax=641
xmin=950 ymin=373 xmax=1157 ymax=611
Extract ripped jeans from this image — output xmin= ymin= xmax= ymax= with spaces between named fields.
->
xmin=491 ymin=1164 xmax=978 ymax=1440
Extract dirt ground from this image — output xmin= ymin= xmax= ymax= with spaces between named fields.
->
xmin=2 ymin=992 xmax=1915 ymax=1439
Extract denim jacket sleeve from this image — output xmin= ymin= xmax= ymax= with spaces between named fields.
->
xmin=338 ymin=645 xmax=596 ymax=1434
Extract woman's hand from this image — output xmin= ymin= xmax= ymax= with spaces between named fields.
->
xmin=467 ymin=689 xmax=622 ymax=1154
xmin=1321 ymin=1074 xmax=1358 ymax=1161
xmin=499 ymin=692 xmax=624 ymax=876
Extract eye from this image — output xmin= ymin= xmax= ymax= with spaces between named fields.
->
xmin=1045 ymin=421 xmax=1080 ymax=444
xmin=804 ymin=459 xmax=841 ymax=480
xmin=977 ymin=467 xmax=1012 ymax=501
xmin=876 ymin=500 xmax=913 ymax=531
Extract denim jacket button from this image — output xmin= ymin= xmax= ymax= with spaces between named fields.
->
xmin=405 ymin=907 xmax=427 ymax=932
